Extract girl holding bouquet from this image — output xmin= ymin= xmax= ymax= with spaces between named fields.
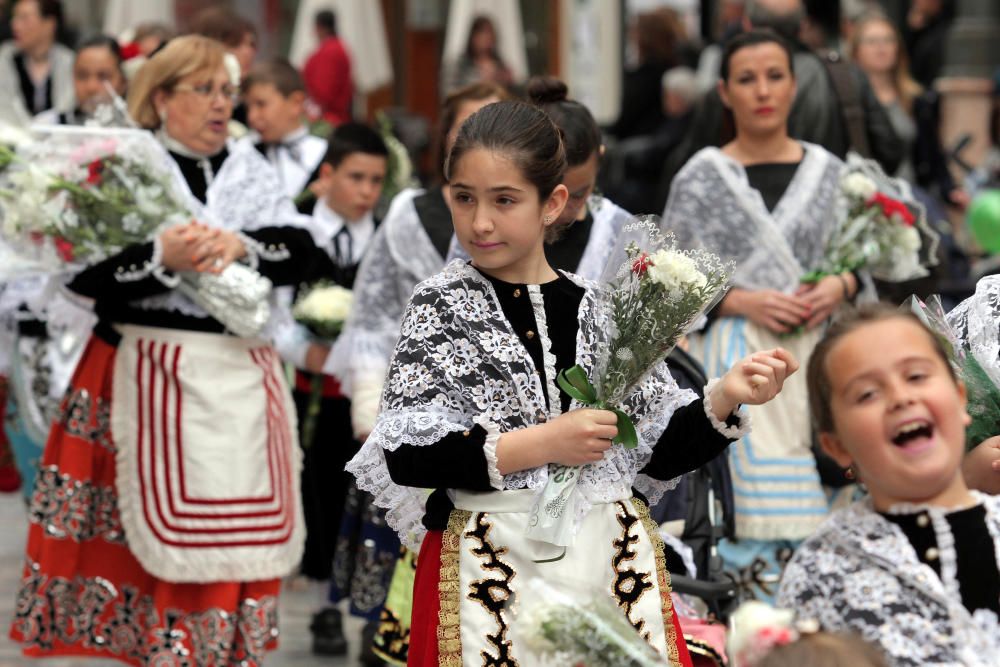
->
xmin=9 ymin=36 xmax=334 ymax=665
xmin=662 ymin=30 xmax=854 ymax=599
xmin=346 ymin=99 xmax=798 ymax=665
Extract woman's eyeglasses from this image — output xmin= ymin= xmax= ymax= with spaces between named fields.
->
xmin=174 ymin=83 xmax=239 ymax=104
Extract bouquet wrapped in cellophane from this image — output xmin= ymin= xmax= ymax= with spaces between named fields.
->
xmin=0 ymin=126 xmax=271 ymax=338
xmin=526 ymin=218 xmax=733 ymax=546
xmin=293 ymin=282 xmax=354 ymax=447
xmin=803 ymin=153 xmax=939 ymax=284
xmin=910 ymin=293 xmax=1000 ymax=450
xmin=515 ymin=578 xmax=664 ymax=667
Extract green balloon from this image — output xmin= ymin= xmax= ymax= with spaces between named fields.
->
xmin=969 ymin=190 xmax=1000 ymax=254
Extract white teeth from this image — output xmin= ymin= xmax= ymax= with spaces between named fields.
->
xmin=893 ymin=421 xmax=928 ymax=438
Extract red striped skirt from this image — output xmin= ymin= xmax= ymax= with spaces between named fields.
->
xmin=8 ymin=335 xmax=281 ymax=666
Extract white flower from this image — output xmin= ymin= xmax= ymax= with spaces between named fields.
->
xmin=646 ymin=248 xmax=707 ymax=292
xmin=61 ymin=208 xmax=80 ymax=229
xmin=134 ymin=184 xmax=166 ymax=217
xmin=294 ymin=284 xmax=353 ymax=323
xmin=121 ymin=212 xmax=144 ymax=234
xmin=898 ymin=225 xmax=921 ymax=253
xmin=842 ymin=172 xmax=877 ymax=200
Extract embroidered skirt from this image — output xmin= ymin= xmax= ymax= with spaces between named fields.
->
xmin=9 ymin=333 xmax=284 ymax=666
xmin=407 ymin=490 xmax=692 ymax=666
xmin=328 ymin=483 xmax=401 ymax=620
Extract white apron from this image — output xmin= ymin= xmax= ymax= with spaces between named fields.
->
xmin=437 ymin=490 xmax=683 ymax=666
xmin=110 ymin=325 xmax=304 ymax=583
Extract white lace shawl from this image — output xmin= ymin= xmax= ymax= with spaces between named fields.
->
xmin=345 ymin=259 xmax=698 ymax=548
xmin=947 ymin=276 xmax=1000 ymax=389
xmin=777 ymin=493 xmax=1000 ymax=667
xmin=662 ymin=143 xmax=845 ymax=293
xmin=326 ymin=188 xmax=445 ymax=394
xmin=131 ymin=136 xmax=308 ymax=319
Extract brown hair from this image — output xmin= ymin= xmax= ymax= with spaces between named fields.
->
xmin=807 ymin=303 xmax=956 ymax=433
xmin=850 ymin=12 xmax=923 ymax=113
xmin=127 ymin=35 xmax=226 ymax=129
xmin=446 ymin=100 xmax=566 ymax=201
xmin=432 ymin=81 xmax=511 ymax=184
xmin=188 ymin=6 xmax=256 ymax=48
xmin=759 ymin=632 xmax=888 ymax=667
xmin=242 ymin=58 xmax=305 ymax=97
xmin=636 ymin=7 xmax=682 ymax=67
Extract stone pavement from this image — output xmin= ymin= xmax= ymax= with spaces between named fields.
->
xmin=0 ymin=494 xmax=362 ymax=666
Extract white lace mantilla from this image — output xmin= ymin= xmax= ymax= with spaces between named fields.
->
xmin=663 ymin=143 xmax=845 ymax=293
xmin=131 ymin=136 xmax=307 ymax=320
xmin=345 ymin=259 xmax=697 ymax=548
xmin=777 ymin=493 xmax=1000 ymax=667
xmin=326 ymin=188 xmax=446 ymax=395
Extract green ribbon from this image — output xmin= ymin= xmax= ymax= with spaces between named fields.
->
xmin=556 ymin=365 xmax=638 ymax=449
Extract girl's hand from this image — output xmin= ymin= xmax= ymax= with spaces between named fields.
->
xmin=723 ymin=289 xmax=812 ymax=334
xmin=543 ymin=409 xmax=619 ymax=466
xmin=796 ymin=274 xmax=854 ymax=330
xmin=962 ymin=436 xmax=1000 ymax=494
xmin=304 ymin=343 xmax=330 ymax=374
xmin=711 ymin=348 xmax=799 ymax=419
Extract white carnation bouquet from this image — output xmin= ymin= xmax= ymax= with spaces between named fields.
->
xmin=804 ymin=153 xmax=938 ymax=284
xmin=292 ymin=282 xmax=353 ymax=340
xmin=0 ymin=126 xmax=272 ymax=338
xmin=515 ymin=578 xmax=664 ymax=667
xmin=526 ymin=218 xmax=733 ymax=546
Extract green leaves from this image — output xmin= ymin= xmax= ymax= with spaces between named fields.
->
xmin=557 ymin=365 xmax=638 ymax=449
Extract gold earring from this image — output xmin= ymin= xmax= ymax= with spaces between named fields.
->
xmin=543 ymin=215 xmax=552 ymax=224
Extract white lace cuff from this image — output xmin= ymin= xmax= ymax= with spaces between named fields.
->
xmin=238 ymin=233 xmax=291 ymax=270
xmin=703 ymin=378 xmax=751 ymax=440
xmin=114 ymin=236 xmax=181 ymax=288
xmin=481 ymin=422 xmax=504 ymax=490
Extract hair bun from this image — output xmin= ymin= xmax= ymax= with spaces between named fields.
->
xmin=527 ymin=76 xmax=569 ymax=105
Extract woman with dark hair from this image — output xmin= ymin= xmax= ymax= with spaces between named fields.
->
xmin=0 ymin=0 xmax=73 ymax=122
xmin=441 ymin=15 xmax=513 ymax=96
xmin=663 ymin=29 xmax=856 ymax=602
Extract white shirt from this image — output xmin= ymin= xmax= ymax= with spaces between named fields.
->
xmin=272 ymin=197 xmax=376 ymax=370
xmin=259 ymin=126 xmax=327 ymax=199
xmin=310 ymin=197 xmax=376 ymax=267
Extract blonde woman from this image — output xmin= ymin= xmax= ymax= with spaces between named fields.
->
xmin=9 ymin=36 xmax=333 ymax=665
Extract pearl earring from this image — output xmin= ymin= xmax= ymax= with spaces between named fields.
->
xmin=157 ymin=107 xmax=167 ymax=123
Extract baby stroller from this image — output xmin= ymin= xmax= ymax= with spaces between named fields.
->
xmin=650 ymin=346 xmax=741 ymax=665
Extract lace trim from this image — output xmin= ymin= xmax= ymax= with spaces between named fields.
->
xmin=634 ymin=499 xmax=682 ymax=666
xmin=238 ymin=232 xmax=291 ymax=267
xmin=480 ymin=421 xmax=504 ymax=490
xmin=926 ymin=508 xmax=960 ymax=601
xmin=438 ymin=509 xmax=468 ymax=664
xmin=527 ymin=284 xmax=562 ymax=417
xmin=113 ymin=235 xmax=180 ymax=287
xmin=704 ymin=378 xmax=750 ymax=440
xmin=702 ymin=378 xmax=751 ymax=439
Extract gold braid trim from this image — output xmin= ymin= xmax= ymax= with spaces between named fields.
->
xmin=438 ymin=509 xmax=470 ymax=667
xmin=633 ymin=498 xmax=682 ymax=667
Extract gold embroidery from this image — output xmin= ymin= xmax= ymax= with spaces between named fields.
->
xmin=634 ymin=498 xmax=682 ymax=667
xmin=464 ymin=512 xmax=519 ymax=666
xmin=438 ymin=509 xmax=470 ymax=667
xmin=610 ymin=501 xmax=656 ymax=638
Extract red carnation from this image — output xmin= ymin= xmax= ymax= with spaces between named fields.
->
xmin=86 ymin=159 xmax=104 ymax=186
xmin=632 ymin=253 xmax=652 ymax=276
xmin=54 ymin=237 xmax=75 ymax=262
xmin=867 ymin=192 xmax=915 ymax=226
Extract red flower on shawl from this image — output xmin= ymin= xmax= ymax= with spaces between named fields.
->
xmin=867 ymin=192 xmax=915 ymax=226
xmin=86 ymin=159 xmax=104 ymax=186
xmin=54 ymin=236 xmax=75 ymax=262
xmin=632 ymin=253 xmax=652 ymax=276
